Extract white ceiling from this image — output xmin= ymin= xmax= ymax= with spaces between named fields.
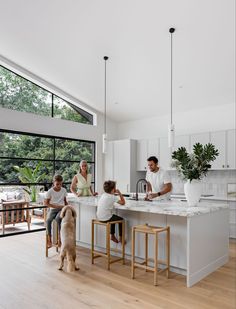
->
xmin=0 ymin=0 xmax=235 ymax=123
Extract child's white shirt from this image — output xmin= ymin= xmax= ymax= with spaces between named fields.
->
xmin=45 ymin=187 xmax=67 ymax=206
xmin=96 ymin=193 xmax=119 ymax=221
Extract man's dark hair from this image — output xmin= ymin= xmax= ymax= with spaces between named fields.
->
xmin=147 ymin=156 xmax=158 ymax=164
xmin=103 ymin=180 xmax=116 ymax=193
xmin=53 ymin=174 xmax=63 ymax=182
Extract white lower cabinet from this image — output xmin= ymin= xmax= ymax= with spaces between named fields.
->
xmin=229 ymin=201 xmax=236 ymax=238
xmin=202 ymin=199 xmax=236 ymax=238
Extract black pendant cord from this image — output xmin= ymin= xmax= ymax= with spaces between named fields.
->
xmin=104 ymin=56 xmax=108 ymax=135
xmin=169 ymin=28 xmax=175 ymax=126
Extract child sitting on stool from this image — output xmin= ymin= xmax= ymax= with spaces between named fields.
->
xmin=97 ymin=180 xmax=125 ymax=243
xmin=45 ymin=174 xmax=68 ymax=248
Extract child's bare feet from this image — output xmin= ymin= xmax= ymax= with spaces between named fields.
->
xmin=119 ymin=237 xmax=126 ymax=245
xmin=47 ymin=236 xmax=52 ymax=248
xmin=110 ymin=234 xmax=118 ymax=243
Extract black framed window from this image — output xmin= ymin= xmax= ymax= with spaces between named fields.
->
xmin=0 ymin=65 xmax=93 ymax=125
xmin=0 ymin=129 xmax=96 ymax=191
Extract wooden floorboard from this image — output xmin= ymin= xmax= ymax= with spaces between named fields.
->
xmin=0 ymin=232 xmax=235 ymax=309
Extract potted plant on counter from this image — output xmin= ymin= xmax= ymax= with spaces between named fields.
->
xmin=171 ymin=143 xmax=219 ymax=206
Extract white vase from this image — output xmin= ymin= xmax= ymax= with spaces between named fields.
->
xmin=184 ymin=180 xmax=202 ymax=207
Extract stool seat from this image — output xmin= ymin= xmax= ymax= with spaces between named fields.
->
xmin=131 ymin=224 xmax=170 ymax=286
xmin=134 ymin=224 xmax=169 ymax=234
xmin=91 ymin=218 xmax=125 ymax=270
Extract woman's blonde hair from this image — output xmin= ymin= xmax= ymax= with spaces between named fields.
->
xmin=79 ymin=160 xmax=88 ymax=174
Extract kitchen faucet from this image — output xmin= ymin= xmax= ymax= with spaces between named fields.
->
xmin=135 ymin=178 xmax=148 ymax=201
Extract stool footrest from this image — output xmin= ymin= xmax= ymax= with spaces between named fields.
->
xmin=134 ymin=263 xmax=156 ymax=272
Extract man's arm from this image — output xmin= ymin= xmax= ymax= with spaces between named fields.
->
xmin=148 ymin=183 xmax=172 ymax=199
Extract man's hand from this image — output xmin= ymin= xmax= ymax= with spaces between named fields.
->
xmin=148 ymin=192 xmax=158 ymax=199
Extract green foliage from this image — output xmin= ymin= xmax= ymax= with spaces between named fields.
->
xmin=14 ymin=162 xmax=47 ymax=202
xmin=0 ymin=66 xmax=91 ymax=124
xmin=171 ymin=143 xmax=219 ymax=182
xmin=0 ymin=132 xmax=95 ymax=187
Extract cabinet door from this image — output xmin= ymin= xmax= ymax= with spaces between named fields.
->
xmin=227 ymin=129 xmax=236 ymax=169
xmin=210 ymin=131 xmax=226 ymax=169
xmin=159 ymin=138 xmax=172 ymax=170
xmin=136 ymin=140 xmax=148 ymax=171
xmin=147 ymin=139 xmax=159 ymax=159
xmin=173 ymin=135 xmax=190 ymax=152
xmin=113 ymin=140 xmax=131 ymax=193
xmin=190 ymin=132 xmax=210 ymax=151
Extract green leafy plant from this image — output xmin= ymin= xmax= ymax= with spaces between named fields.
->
xmin=14 ymin=162 xmax=46 ymax=202
xmin=171 ymin=143 xmax=219 ymax=182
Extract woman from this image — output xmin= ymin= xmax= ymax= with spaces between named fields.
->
xmin=70 ymin=160 xmax=98 ymax=197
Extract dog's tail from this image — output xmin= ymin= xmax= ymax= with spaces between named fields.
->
xmin=66 ymin=252 xmax=75 ymax=272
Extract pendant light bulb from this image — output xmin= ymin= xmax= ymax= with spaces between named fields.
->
xmin=168 ymin=124 xmax=175 ymax=148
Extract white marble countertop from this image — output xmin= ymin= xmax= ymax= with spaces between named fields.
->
xmin=70 ymin=196 xmax=228 ymax=217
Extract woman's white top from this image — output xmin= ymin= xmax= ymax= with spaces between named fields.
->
xmin=45 ymin=187 xmax=67 ymax=206
xmin=96 ymin=193 xmax=119 ymax=221
xmin=76 ymin=173 xmax=92 ymax=196
xmin=145 ymin=167 xmax=171 ymax=199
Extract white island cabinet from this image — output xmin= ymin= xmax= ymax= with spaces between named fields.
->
xmin=70 ymin=197 xmax=229 ymax=288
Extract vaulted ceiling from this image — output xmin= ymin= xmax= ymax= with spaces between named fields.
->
xmin=0 ymin=0 xmax=234 ymax=122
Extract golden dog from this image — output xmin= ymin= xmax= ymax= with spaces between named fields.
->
xmin=58 ymin=205 xmax=79 ymax=272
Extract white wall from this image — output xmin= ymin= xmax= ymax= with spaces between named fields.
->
xmin=117 ymin=103 xmax=235 ymax=139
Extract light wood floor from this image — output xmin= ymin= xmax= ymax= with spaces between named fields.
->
xmin=0 ymin=233 xmax=235 ymax=309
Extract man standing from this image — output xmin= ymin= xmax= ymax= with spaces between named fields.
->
xmin=145 ymin=156 xmax=172 ymax=200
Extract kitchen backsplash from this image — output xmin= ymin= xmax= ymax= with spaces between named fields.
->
xmin=137 ymin=170 xmax=236 ymax=197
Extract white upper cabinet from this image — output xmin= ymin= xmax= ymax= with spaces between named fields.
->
xmin=210 ymin=131 xmax=226 ymax=169
xmin=136 ymin=139 xmax=148 ymax=171
xmin=227 ymin=129 xmax=236 ymax=169
xmin=209 ymin=129 xmax=235 ymax=169
xmin=159 ymin=138 xmax=172 ymax=170
xmin=190 ymin=132 xmax=210 ymax=150
xmin=147 ymin=139 xmax=159 ymax=159
xmin=173 ymin=135 xmax=190 ymax=152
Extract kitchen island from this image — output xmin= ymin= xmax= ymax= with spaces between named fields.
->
xmin=70 ymin=197 xmax=229 ymax=287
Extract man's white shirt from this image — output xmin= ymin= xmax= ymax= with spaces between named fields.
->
xmin=145 ymin=167 xmax=171 ymax=199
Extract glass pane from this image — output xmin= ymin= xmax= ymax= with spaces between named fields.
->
xmin=0 ymin=159 xmax=53 ymax=183
xmin=55 ymin=138 xmax=95 ymax=162
xmin=0 ymin=132 xmax=54 ymax=159
xmin=0 ymin=66 xmax=52 ymax=116
xmin=53 ymin=95 xmax=92 ymax=124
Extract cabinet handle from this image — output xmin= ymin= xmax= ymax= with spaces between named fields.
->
xmin=227 ymin=165 xmax=229 ymax=168
xmin=144 ymin=167 xmax=146 ymax=170
xmin=222 ymin=165 xmax=225 ymax=168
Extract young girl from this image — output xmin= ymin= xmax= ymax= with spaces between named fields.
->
xmin=97 ymin=180 xmax=125 ymax=243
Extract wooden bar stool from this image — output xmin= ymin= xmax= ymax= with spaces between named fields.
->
xmin=91 ymin=219 xmax=125 ymax=270
xmin=131 ymin=224 xmax=170 ymax=286
xmin=45 ymin=220 xmax=60 ymax=257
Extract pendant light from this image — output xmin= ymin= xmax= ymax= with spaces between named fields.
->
xmin=102 ymin=56 xmax=109 ymax=154
xmin=168 ymin=27 xmax=175 ymax=148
